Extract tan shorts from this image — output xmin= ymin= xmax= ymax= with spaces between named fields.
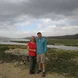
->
xmin=37 ymin=54 xmax=46 ymax=64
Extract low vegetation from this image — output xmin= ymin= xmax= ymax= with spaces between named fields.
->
xmin=47 ymin=39 xmax=78 ymax=46
xmin=0 ymin=45 xmax=27 ymax=63
xmin=0 ymin=45 xmax=78 ymax=78
xmin=0 ymin=44 xmax=26 ymax=49
xmin=46 ymin=48 xmax=78 ymax=78
xmin=10 ymin=41 xmax=28 ymax=43
xmin=10 ymin=39 xmax=78 ymax=46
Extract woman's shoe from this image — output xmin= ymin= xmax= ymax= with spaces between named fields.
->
xmin=29 ymin=71 xmax=35 ymax=74
xmin=29 ymin=71 xmax=33 ymax=74
xmin=32 ymin=71 xmax=35 ymax=74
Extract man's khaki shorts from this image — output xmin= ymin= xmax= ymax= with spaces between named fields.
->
xmin=37 ymin=54 xmax=46 ymax=64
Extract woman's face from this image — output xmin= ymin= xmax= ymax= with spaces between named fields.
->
xmin=31 ymin=36 xmax=35 ymax=42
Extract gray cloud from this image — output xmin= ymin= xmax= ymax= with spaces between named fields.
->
xmin=23 ymin=0 xmax=78 ymax=17
xmin=0 ymin=0 xmax=78 ymax=37
xmin=0 ymin=0 xmax=78 ymax=21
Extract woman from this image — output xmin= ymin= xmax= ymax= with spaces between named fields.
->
xmin=27 ymin=36 xmax=36 ymax=74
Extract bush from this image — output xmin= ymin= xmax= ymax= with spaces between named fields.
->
xmin=0 ymin=46 xmax=28 ymax=64
xmin=46 ymin=48 xmax=78 ymax=78
xmin=0 ymin=46 xmax=10 ymax=62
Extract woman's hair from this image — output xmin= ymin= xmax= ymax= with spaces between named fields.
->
xmin=30 ymin=36 xmax=36 ymax=42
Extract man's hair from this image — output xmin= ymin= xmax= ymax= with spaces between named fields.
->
xmin=37 ymin=32 xmax=42 ymax=35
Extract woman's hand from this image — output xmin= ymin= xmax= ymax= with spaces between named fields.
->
xmin=29 ymin=49 xmax=36 ymax=52
xmin=27 ymin=46 xmax=36 ymax=52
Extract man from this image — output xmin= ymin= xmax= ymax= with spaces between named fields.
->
xmin=36 ymin=32 xmax=47 ymax=77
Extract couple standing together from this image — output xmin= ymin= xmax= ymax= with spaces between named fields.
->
xmin=27 ymin=32 xmax=47 ymax=77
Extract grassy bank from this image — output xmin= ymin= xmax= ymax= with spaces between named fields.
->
xmin=46 ymin=48 xmax=78 ymax=78
xmin=10 ymin=41 xmax=28 ymax=43
xmin=47 ymin=39 xmax=78 ymax=46
xmin=0 ymin=45 xmax=27 ymax=63
xmin=0 ymin=44 xmax=26 ymax=49
xmin=11 ymin=39 xmax=78 ymax=46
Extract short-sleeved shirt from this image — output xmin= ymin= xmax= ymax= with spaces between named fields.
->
xmin=27 ymin=42 xmax=36 ymax=56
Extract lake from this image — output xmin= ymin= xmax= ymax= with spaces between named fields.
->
xmin=0 ymin=38 xmax=29 ymax=42
xmin=0 ymin=41 xmax=78 ymax=51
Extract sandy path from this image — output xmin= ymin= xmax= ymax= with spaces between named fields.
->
xmin=0 ymin=63 xmax=71 ymax=78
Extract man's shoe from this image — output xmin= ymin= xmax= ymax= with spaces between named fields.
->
xmin=42 ymin=72 xmax=46 ymax=77
xmin=37 ymin=70 xmax=41 ymax=74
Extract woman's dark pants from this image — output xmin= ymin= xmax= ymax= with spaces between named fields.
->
xmin=29 ymin=56 xmax=36 ymax=72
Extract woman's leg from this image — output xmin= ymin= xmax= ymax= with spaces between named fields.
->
xmin=29 ymin=56 xmax=33 ymax=73
xmin=32 ymin=56 xmax=36 ymax=71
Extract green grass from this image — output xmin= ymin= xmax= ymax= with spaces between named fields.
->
xmin=47 ymin=39 xmax=78 ymax=46
xmin=46 ymin=48 xmax=78 ymax=78
xmin=10 ymin=39 xmax=78 ymax=46
xmin=10 ymin=41 xmax=28 ymax=43
xmin=0 ymin=44 xmax=26 ymax=49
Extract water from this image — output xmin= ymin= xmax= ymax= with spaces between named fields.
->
xmin=47 ymin=45 xmax=78 ymax=51
xmin=0 ymin=41 xmax=78 ymax=51
xmin=0 ymin=41 xmax=27 ymax=45
xmin=10 ymin=38 xmax=29 ymax=41
xmin=0 ymin=38 xmax=29 ymax=42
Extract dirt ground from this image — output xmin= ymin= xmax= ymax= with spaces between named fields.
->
xmin=0 ymin=63 xmax=71 ymax=78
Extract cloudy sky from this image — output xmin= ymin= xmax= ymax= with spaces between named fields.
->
xmin=0 ymin=0 xmax=78 ymax=38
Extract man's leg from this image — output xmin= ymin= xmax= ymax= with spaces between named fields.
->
xmin=37 ymin=54 xmax=41 ymax=70
xmin=38 ymin=63 xmax=41 ymax=70
xmin=42 ymin=64 xmax=46 ymax=77
xmin=37 ymin=54 xmax=42 ymax=74
xmin=37 ymin=63 xmax=42 ymax=74
xmin=41 ymin=54 xmax=46 ymax=77
xmin=42 ymin=63 xmax=45 ymax=72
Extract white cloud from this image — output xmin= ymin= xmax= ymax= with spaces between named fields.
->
xmin=40 ymin=26 xmax=78 ymax=36
xmin=37 ymin=18 xmax=68 ymax=30
xmin=0 ymin=30 xmax=31 ymax=38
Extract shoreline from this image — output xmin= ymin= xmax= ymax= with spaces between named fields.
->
xmin=0 ymin=43 xmax=78 ymax=51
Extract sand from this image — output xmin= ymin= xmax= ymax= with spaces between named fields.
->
xmin=0 ymin=63 xmax=71 ymax=78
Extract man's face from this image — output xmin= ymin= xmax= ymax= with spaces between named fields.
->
xmin=37 ymin=34 xmax=42 ymax=38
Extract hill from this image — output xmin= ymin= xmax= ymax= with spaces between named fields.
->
xmin=0 ymin=37 xmax=11 ymax=41
xmin=46 ymin=34 xmax=78 ymax=39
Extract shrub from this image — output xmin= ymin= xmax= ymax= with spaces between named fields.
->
xmin=46 ymin=48 xmax=78 ymax=78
